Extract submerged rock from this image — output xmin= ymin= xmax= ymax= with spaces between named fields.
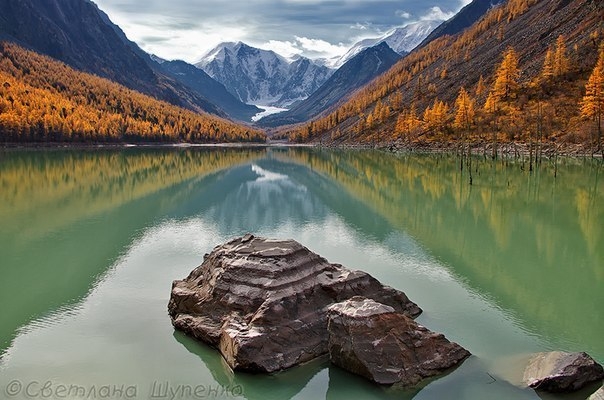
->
xmin=168 ymin=234 xmax=421 ymax=373
xmin=523 ymin=351 xmax=604 ymax=392
xmin=327 ymin=297 xmax=470 ymax=386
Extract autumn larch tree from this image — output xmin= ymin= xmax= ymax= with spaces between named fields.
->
xmin=542 ymin=47 xmax=555 ymax=81
xmin=554 ymin=35 xmax=569 ymax=77
xmin=492 ymin=47 xmax=520 ymax=102
xmin=395 ymin=113 xmax=406 ymax=141
xmin=475 ymin=75 xmax=487 ymax=99
xmin=454 ymin=87 xmax=476 ymax=183
xmin=454 ymin=87 xmax=476 ymax=133
xmin=484 ymin=47 xmax=520 ymax=158
xmin=581 ymin=47 xmax=604 ymax=154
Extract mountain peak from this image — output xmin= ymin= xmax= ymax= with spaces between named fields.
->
xmin=197 ymin=42 xmax=239 ymax=65
xmin=259 ymin=41 xmax=401 ymax=127
xmin=419 ymin=0 xmax=506 ymax=48
xmin=195 ymin=42 xmax=333 ymax=107
xmin=334 ymin=19 xmax=440 ymax=68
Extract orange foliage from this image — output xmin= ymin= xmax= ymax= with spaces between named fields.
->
xmin=287 ymin=0 xmax=600 ymax=148
xmin=0 ymin=42 xmax=266 ymax=144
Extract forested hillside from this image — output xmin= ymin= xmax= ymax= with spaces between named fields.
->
xmin=0 ymin=42 xmax=266 ymax=143
xmin=287 ymin=0 xmax=603 ymax=154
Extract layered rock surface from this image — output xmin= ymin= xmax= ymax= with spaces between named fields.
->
xmin=168 ymin=234 xmax=421 ymax=373
xmin=523 ymin=351 xmax=604 ymax=392
xmin=327 ymin=297 xmax=470 ymax=386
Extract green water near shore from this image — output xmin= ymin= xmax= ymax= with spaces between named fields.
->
xmin=0 ymin=147 xmax=601 ymax=399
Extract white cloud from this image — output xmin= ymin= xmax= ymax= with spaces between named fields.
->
xmin=295 ymin=36 xmax=349 ymax=57
xmin=420 ymin=6 xmax=456 ymax=21
xmin=350 ymin=22 xmax=369 ymax=30
xmin=94 ymin=0 xmax=468 ymax=62
xmin=255 ymin=37 xmax=350 ymax=61
xmin=396 ymin=10 xmax=412 ymax=19
xmin=257 ymin=40 xmax=304 ymax=59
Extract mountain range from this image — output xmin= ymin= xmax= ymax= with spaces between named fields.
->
xmin=193 ymin=20 xmax=441 ymax=117
xmin=2 ymin=0 xmax=596 ymax=149
xmin=335 ymin=20 xmax=442 ymax=68
xmin=196 ymin=42 xmax=333 ymax=108
xmin=0 ymin=0 xmax=482 ymax=128
xmin=287 ymin=0 xmax=603 ymax=147
xmin=0 ymin=0 xmax=260 ymax=121
xmin=259 ymin=42 xmax=402 ymax=127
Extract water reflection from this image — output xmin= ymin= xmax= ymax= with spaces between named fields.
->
xmin=283 ymin=149 xmax=603 ymax=359
xmin=0 ymin=147 xmax=602 ymax=400
xmin=203 ymin=162 xmax=325 ymax=233
xmin=0 ymin=148 xmax=264 ymax=353
xmin=175 ymin=331 xmax=330 ymax=400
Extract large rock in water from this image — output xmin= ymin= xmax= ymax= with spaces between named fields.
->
xmin=327 ymin=297 xmax=470 ymax=385
xmin=168 ymin=234 xmax=422 ymax=373
xmin=523 ymin=351 xmax=604 ymax=392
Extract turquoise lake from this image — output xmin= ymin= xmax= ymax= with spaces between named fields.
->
xmin=0 ymin=147 xmax=602 ymax=399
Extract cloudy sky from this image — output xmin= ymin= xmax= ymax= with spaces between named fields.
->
xmin=93 ymin=0 xmax=472 ymax=63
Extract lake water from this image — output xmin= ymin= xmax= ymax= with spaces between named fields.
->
xmin=0 ymin=147 xmax=602 ymax=400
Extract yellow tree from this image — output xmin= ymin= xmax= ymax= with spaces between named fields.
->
xmin=484 ymin=90 xmax=501 ymax=159
xmin=423 ymin=99 xmax=449 ymax=135
xmin=395 ymin=113 xmax=406 ymax=140
xmin=454 ymin=87 xmax=476 ymax=132
xmin=475 ymin=75 xmax=487 ymax=98
xmin=390 ymin=91 xmax=403 ymax=111
xmin=581 ymin=48 xmax=604 ymax=153
xmin=554 ymin=35 xmax=569 ymax=77
xmin=542 ymin=47 xmax=554 ymax=80
xmin=455 ymin=87 xmax=476 ymax=182
xmin=492 ymin=47 xmax=520 ymax=101
xmin=366 ymin=112 xmax=375 ymax=129
xmin=380 ymin=104 xmax=391 ymax=122
xmin=404 ymin=104 xmax=421 ymax=142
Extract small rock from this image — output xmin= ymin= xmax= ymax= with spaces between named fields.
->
xmin=327 ymin=297 xmax=471 ymax=386
xmin=523 ymin=351 xmax=604 ymax=392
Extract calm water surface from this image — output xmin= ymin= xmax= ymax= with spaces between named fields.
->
xmin=0 ymin=147 xmax=602 ymax=400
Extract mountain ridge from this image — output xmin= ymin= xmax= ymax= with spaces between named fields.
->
xmin=336 ymin=20 xmax=441 ymax=68
xmin=287 ymin=0 xmax=603 ymax=148
xmin=259 ymin=42 xmax=402 ymax=127
xmin=418 ymin=0 xmax=506 ymax=48
xmin=0 ymin=0 xmax=260 ymax=121
xmin=158 ymin=60 xmax=260 ymax=121
xmin=0 ymin=41 xmax=266 ymax=143
xmin=196 ymin=41 xmax=333 ymax=107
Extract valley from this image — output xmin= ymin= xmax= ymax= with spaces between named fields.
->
xmin=1 ymin=0 xmax=601 ymax=153
xmin=0 ymin=2 xmax=603 ymax=399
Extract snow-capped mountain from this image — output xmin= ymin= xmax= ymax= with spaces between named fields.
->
xmin=336 ymin=20 xmax=441 ymax=68
xmin=196 ymin=42 xmax=333 ymax=107
xmin=260 ymin=42 xmax=402 ymax=127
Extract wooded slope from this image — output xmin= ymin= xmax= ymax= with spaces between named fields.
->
xmin=287 ymin=0 xmax=603 ymax=152
xmin=0 ymin=42 xmax=266 ymax=143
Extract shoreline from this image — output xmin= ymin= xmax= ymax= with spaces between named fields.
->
xmin=316 ymin=140 xmax=604 ymax=159
xmin=1 ymin=140 xmax=602 ymax=158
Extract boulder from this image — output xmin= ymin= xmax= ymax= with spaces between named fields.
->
xmin=523 ymin=351 xmax=604 ymax=392
xmin=168 ymin=234 xmax=421 ymax=373
xmin=327 ymin=297 xmax=471 ymax=386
